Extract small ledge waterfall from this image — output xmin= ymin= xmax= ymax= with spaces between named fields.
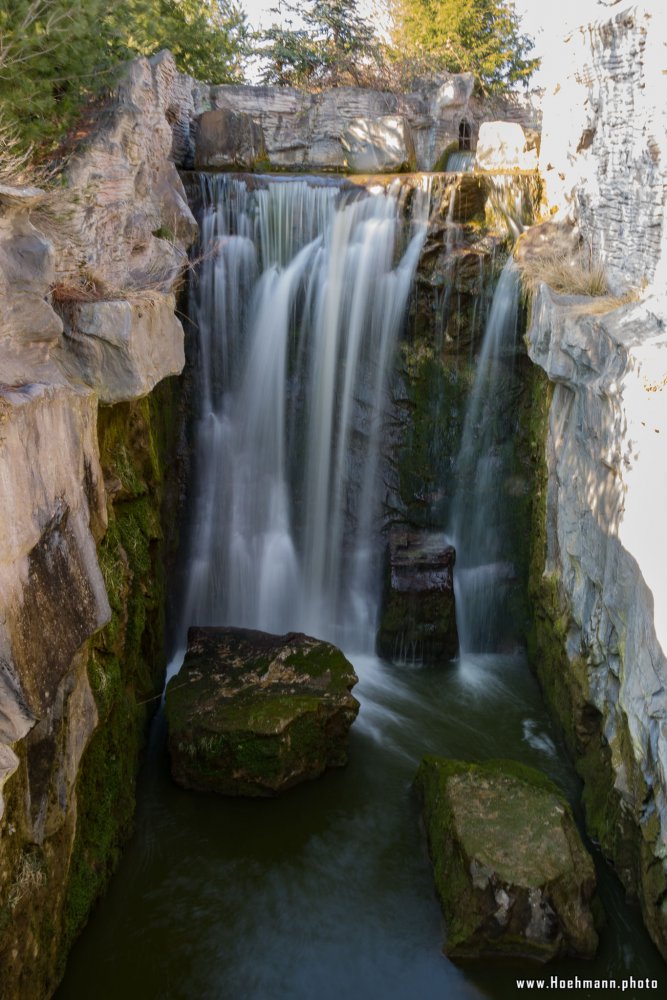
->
xmin=449 ymin=261 xmax=522 ymax=654
xmin=180 ymin=175 xmax=430 ymax=652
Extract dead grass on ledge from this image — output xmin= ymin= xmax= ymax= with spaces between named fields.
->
xmin=517 ymin=248 xmax=610 ymax=297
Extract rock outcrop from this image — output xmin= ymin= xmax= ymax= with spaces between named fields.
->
xmin=539 ymin=3 xmax=667 ymax=294
xmin=526 ymin=286 xmax=667 ymax=957
xmin=0 ymin=51 xmax=193 ymax=1000
xmin=415 ymin=756 xmax=599 ymax=960
xmin=377 ymin=531 xmax=457 ymax=663
xmin=527 ymin=0 xmax=667 ymax=961
xmin=190 ymin=76 xmax=540 ymax=174
xmin=165 ymin=627 xmax=360 ymax=796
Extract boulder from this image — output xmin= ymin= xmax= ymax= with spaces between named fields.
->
xmin=475 ymin=121 xmax=538 ymax=172
xmin=165 ymin=627 xmax=360 ymax=796
xmin=54 ymin=292 xmax=185 ymax=404
xmin=415 ymin=757 xmax=599 ymax=961
xmin=377 ymin=531 xmax=457 ymax=663
xmin=194 ymin=107 xmax=267 ymax=171
xmin=342 ymin=115 xmax=416 ymax=173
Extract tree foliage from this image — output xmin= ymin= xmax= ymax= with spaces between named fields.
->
xmin=0 ymin=0 xmax=248 ymax=156
xmin=389 ymin=0 xmax=538 ymax=94
xmin=259 ymin=0 xmax=381 ymax=87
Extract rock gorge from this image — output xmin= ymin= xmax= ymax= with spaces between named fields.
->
xmin=0 ymin=1 xmax=666 ymax=994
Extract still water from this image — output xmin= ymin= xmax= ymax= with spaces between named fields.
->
xmin=57 ymin=651 xmax=664 ymax=1000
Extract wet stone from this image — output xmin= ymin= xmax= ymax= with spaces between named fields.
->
xmin=165 ymin=626 xmax=360 ymax=796
xmin=414 ymin=757 xmax=600 ymax=961
xmin=376 ymin=530 xmax=458 ymax=663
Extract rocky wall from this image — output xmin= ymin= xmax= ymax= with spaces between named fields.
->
xmin=0 ymin=52 xmax=194 ymax=999
xmin=526 ymin=286 xmax=667 ymax=956
xmin=539 ymin=3 xmax=667 ymax=294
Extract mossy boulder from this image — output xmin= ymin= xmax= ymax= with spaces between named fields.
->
xmin=414 ymin=757 xmax=599 ymax=961
xmin=165 ymin=627 xmax=360 ymax=796
xmin=377 ymin=530 xmax=458 ymax=663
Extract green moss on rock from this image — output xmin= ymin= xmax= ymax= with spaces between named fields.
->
xmin=415 ymin=756 xmax=599 ymax=961
xmin=165 ymin=627 xmax=360 ymax=796
xmin=60 ymin=380 xmax=181 ymax=961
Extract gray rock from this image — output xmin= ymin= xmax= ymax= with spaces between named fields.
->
xmin=194 ymin=107 xmax=266 ymax=170
xmin=377 ymin=530 xmax=457 ymax=663
xmin=415 ymin=757 xmax=599 ymax=960
xmin=55 ymin=293 xmax=185 ymax=403
xmin=166 ymin=627 xmax=360 ymax=796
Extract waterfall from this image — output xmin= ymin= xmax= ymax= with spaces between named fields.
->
xmin=177 ymin=174 xmax=430 ymax=660
xmin=449 ymin=260 xmax=522 ymax=654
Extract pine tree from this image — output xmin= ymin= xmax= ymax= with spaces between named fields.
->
xmin=260 ymin=0 xmax=380 ymax=87
xmin=389 ymin=0 xmax=538 ymax=94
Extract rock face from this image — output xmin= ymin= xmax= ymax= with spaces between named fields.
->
xmin=194 ymin=107 xmax=266 ymax=171
xmin=166 ymin=628 xmax=360 ymax=796
xmin=539 ymin=3 xmax=667 ymax=294
xmin=55 ymin=293 xmax=185 ymax=404
xmin=191 ymin=77 xmax=539 ymax=174
xmin=377 ymin=531 xmax=457 ymax=663
xmin=475 ymin=121 xmax=538 ymax=172
xmin=0 ymin=51 xmax=193 ymax=1000
xmin=526 ymin=1 xmax=667 ymax=959
xmin=415 ymin=757 xmax=599 ymax=960
xmin=526 ymin=285 xmax=667 ymax=957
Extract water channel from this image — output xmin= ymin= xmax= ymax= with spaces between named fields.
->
xmin=57 ymin=174 xmax=665 ymax=999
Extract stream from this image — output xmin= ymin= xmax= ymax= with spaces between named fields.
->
xmin=56 ymin=174 xmax=664 ymax=999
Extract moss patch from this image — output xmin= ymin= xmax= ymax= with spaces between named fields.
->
xmin=165 ymin=628 xmax=359 ymax=796
xmin=415 ymin=756 xmax=599 ymax=960
xmin=60 ymin=381 xmax=181 ymax=964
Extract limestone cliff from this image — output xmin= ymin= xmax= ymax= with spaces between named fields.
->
xmin=528 ymin=1 xmax=667 ymax=957
xmin=539 ymin=3 xmax=667 ymax=294
xmin=0 ymin=53 xmax=194 ymax=999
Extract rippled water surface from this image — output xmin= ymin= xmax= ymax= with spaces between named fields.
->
xmin=57 ymin=652 xmax=664 ymax=1000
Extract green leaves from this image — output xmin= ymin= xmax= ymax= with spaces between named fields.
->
xmin=389 ymin=0 xmax=538 ymax=95
xmin=0 ymin=0 xmax=248 ymax=158
xmin=258 ymin=0 xmax=381 ymax=87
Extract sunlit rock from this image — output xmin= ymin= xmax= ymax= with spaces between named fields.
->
xmin=415 ymin=757 xmax=599 ymax=960
xmin=194 ymin=107 xmax=266 ymax=170
xmin=342 ymin=115 xmax=416 ymax=172
xmin=54 ymin=293 xmax=185 ymax=404
xmin=166 ymin=627 xmax=360 ymax=796
xmin=475 ymin=121 xmax=538 ymax=172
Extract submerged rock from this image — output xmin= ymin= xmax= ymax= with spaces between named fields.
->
xmin=415 ymin=757 xmax=599 ymax=961
xmin=376 ymin=530 xmax=457 ymax=663
xmin=165 ymin=627 xmax=360 ymax=796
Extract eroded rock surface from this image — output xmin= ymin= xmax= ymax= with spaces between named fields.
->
xmin=539 ymin=3 xmax=667 ymax=294
xmin=0 ymin=49 xmax=193 ymax=1000
xmin=527 ymin=285 xmax=667 ymax=956
xmin=166 ymin=627 xmax=360 ymax=796
xmin=377 ymin=531 xmax=457 ymax=663
xmin=415 ymin=757 xmax=599 ymax=960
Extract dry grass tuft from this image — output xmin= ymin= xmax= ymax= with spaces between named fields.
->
xmin=517 ymin=248 xmax=609 ymax=297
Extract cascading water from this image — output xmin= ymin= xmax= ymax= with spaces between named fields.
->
xmin=448 ymin=174 xmax=530 ymax=655
xmin=448 ymin=260 xmax=522 ymax=654
xmin=58 ymin=170 xmax=666 ymax=1000
xmin=178 ymin=174 xmax=430 ymax=658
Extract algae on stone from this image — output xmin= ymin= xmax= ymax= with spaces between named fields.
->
xmin=415 ymin=756 xmax=599 ymax=961
xmin=166 ymin=627 xmax=360 ymax=796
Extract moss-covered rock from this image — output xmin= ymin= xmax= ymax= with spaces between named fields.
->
xmin=376 ymin=530 xmax=457 ymax=663
xmin=414 ymin=756 xmax=599 ymax=961
xmin=166 ymin=627 xmax=360 ymax=796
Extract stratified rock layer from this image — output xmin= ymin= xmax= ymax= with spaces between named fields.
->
xmin=526 ymin=284 xmax=667 ymax=956
xmin=415 ymin=757 xmax=599 ymax=961
xmin=166 ymin=627 xmax=360 ymax=796
xmin=377 ymin=531 xmax=457 ymax=663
